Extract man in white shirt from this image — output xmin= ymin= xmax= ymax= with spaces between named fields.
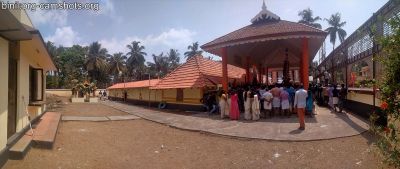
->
xmin=294 ymin=84 xmax=308 ymax=130
xmin=262 ymin=89 xmax=273 ymax=118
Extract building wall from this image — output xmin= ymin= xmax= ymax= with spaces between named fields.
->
xmin=46 ymin=89 xmax=106 ymax=97
xmin=0 ymin=37 xmax=9 ymax=151
xmin=14 ymin=41 xmax=51 ymax=132
xmin=183 ymin=88 xmax=202 ymax=104
xmin=162 ymin=89 xmax=177 ymax=102
xmin=108 ymin=88 xmax=162 ymax=102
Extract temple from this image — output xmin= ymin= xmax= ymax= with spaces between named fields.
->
xmin=201 ymin=1 xmax=328 ymax=90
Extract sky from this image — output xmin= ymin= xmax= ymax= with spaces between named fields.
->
xmin=22 ymin=0 xmax=389 ymax=63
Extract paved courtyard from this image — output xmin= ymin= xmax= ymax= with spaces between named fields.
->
xmin=103 ymin=101 xmax=369 ymax=141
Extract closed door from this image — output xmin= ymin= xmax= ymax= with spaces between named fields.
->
xmin=7 ymin=57 xmax=18 ymax=138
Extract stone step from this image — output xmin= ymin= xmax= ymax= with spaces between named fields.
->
xmin=32 ymin=112 xmax=61 ymax=149
xmin=8 ymin=134 xmax=33 ymax=160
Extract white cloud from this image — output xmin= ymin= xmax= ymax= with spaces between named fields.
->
xmin=99 ymin=28 xmax=197 ymax=61
xmin=25 ymin=0 xmax=68 ymax=27
xmin=45 ymin=26 xmax=80 ymax=47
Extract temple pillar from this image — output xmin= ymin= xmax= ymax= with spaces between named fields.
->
xmin=302 ymin=38 xmax=309 ymax=90
xmin=222 ymin=48 xmax=228 ymax=91
xmin=258 ymin=64 xmax=262 ymax=84
xmin=246 ymin=56 xmax=250 ymax=83
xmin=265 ymin=67 xmax=269 ymax=85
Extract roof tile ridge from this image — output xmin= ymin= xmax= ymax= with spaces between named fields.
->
xmin=152 ymin=56 xmax=194 ymax=88
xmin=193 ymin=55 xmax=208 ymax=87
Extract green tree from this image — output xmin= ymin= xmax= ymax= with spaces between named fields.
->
xmin=167 ymin=49 xmax=180 ymax=71
xmin=371 ymin=16 xmax=400 ymax=168
xmin=85 ymin=42 xmax=109 ymax=87
xmin=126 ymin=41 xmax=147 ymax=80
xmin=325 ymin=13 xmax=347 ymax=50
xmin=57 ymin=45 xmax=87 ymax=88
xmin=298 ymin=8 xmax=322 ymax=29
xmin=108 ymin=52 xmax=127 ymax=83
xmin=184 ymin=42 xmax=202 ymax=61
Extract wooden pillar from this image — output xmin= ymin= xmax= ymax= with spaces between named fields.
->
xmin=221 ymin=47 xmax=228 ymax=91
xmin=246 ymin=56 xmax=250 ymax=84
xmin=258 ymin=64 xmax=262 ymax=84
xmin=265 ymin=67 xmax=269 ymax=85
xmin=302 ymin=38 xmax=309 ymax=90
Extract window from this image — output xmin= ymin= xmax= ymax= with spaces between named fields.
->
xmin=30 ymin=67 xmax=44 ymax=102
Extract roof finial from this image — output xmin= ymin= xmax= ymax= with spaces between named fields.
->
xmin=251 ymin=0 xmax=280 ymax=24
xmin=262 ymin=0 xmax=267 ymax=10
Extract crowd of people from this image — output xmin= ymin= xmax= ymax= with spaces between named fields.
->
xmin=200 ymin=81 xmax=348 ymax=130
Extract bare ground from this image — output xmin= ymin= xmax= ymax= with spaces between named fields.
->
xmin=3 ymin=99 xmax=391 ymax=169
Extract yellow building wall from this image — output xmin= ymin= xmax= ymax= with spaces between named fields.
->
xmin=15 ymin=42 xmax=48 ymax=132
xmin=0 ymin=37 xmax=9 ymax=150
xmin=347 ymin=91 xmax=382 ymax=106
xmin=108 ymin=88 xmax=162 ymax=102
xmin=162 ymin=89 xmax=177 ymax=102
xmin=183 ymin=88 xmax=202 ymax=104
xmin=46 ymin=89 xmax=107 ymax=97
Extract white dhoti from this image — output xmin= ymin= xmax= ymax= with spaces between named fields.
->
xmin=272 ymin=97 xmax=281 ymax=108
xmin=263 ymin=100 xmax=272 ymax=110
xmin=281 ymin=100 xmax=290 ymax=110
xmin=333 ymin=97 xmax=339 ymax=104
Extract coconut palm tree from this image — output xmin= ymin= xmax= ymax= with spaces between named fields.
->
xmin=167 ymin=49 xmax=180 ymax=70
xmin=184 ymin=42 xmax=202 ymax=61
xmin=152 ymin=52 xmax=169 ymax=77
xmin=325 ymin=13 xmax=347 ymax=50
xmin=298 ymin=8 xmax=322 ymax=29
xmin=85 ymin=42 xmax=109 ymax=83
xmin=126 ymin=41 xmax=147 ymax=80
xmin=108 ymin=52 xmax=127 ymax=83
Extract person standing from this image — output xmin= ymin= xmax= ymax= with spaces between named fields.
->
xmin=262 ymin=88 xmax=273 ymax=118
xmin=332 ymin=85 xmax=339 ymax=112
xmin=258 ymin=86 xmax=266 ymax=112
xmin=244 ymin=88 xmax=252 ymax=120
xmin=294 ymin=84 xmax=308 ymax=130
xmin=339 ymin=84 xmax=348 ymax=113
xmin=219 ymin=91 xmax=230 ymax=118
xmin=280 ymin=87 xmax=290 ymax=117
xmin=252 ymin=94 xmax=261 ymax=120
xmin=270 ymin=84 xmax=281 ymax=117
xmin=229 ymin=91 xmax=240 ymax=120
xmin=327 ymin=84 xmax=334 ymax=110
xmin=285 ymin=83 xmax=295 ymax=114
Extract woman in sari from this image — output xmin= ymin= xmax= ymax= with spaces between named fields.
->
xmin=230 ymin=91 xmax=240 ymax=120
xmin=244 ymin=88 xmax=252 ymax=120
xmin=219 ymin=91 xmax=230 ymax=118
xmin=252 ymin=94 xmax=261 ymax=120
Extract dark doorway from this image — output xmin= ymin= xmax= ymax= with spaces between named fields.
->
xmin=7 ymin=57 xmax=18 ymax=138
xmin=176 ymin=88 xmax=183 ymax=102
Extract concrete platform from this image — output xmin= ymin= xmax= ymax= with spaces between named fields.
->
xmin=107 ymin=115 xmax=140 ymax=121
xmin=32 ymin=112 xmax=61 ymax=149
xmin=62 ymin=115 xmax=140 ymax=121
xmin=103 ymin=101 xmax=370 ymax=141
xmin=8 ymin=134 xmax=32 ymax=160
xmin=62 ymin=116 xmax=109 ymax=122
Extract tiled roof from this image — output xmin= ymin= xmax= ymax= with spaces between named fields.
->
xmin=201 ymin=20 xmax=327 ymax=50
xmin=107 ymin=79 xmax=160 ymax=89
xmin=151 ymin=55 xmax=245 ymax=89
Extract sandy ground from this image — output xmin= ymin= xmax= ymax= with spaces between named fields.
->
xmin=3 ymin=98 xmax=391 ymax=169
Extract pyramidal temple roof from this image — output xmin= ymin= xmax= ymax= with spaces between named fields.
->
xmin=201 ymin=1 xmax=327 ymax=53
xmin=251 ymin=0 xmax=280 ymax=24
xmin=151 ymin=55 xmax=245 ymax=89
